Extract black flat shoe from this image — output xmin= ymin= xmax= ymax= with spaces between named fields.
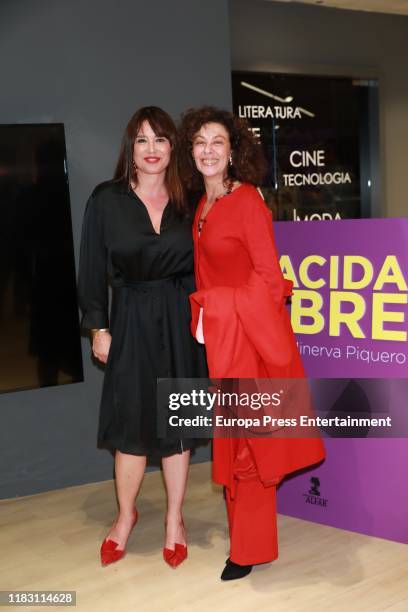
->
xmin=221 ymin=558 xmax=253 ymax=581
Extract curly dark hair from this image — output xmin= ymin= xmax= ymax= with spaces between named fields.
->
xmin=178 ymin=106 xmax=267 ymax=192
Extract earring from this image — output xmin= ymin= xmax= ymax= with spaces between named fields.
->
xmin=228 ymin=153 xmax=233 ymax=167
xmin=132 ymin=159 xmax=137 ymax=172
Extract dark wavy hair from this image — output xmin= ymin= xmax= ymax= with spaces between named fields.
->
xmin=178 ymin=106 xmax=267 ymax=192
xmin=114 ymin=106 xmax=186 ymax=213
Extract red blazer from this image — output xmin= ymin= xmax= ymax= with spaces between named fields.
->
xmin=190 ymin=183 xmax=325 ymax=492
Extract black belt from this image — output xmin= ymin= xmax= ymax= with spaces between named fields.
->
xmin=111 ymin=274 xmax=191 ymax=290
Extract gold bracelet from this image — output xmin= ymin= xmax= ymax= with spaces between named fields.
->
xmin=91 ymin=328 xmax=109 ymax=340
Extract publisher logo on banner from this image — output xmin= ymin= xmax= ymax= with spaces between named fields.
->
xmin=303 ymin=477 xmax=328 ymax=507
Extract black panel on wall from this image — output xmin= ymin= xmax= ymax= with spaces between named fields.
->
xmin=0 ymin=123 xmax=83 ymax=394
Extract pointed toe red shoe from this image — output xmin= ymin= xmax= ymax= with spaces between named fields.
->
xmin=100 ymin=510 xmax=138 ymax=567
xmin=101 ymin=538 xmax=125 ymax=566
xmin=163 ymin=519 xmax=188 ymax=569
xmin=163 ymin=546 xmax=175 ymax=565
xmin=163 ymin=543 xmax=188 ymax=568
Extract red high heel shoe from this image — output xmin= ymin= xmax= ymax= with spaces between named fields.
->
xmin=163 ymin=543 xmax=188 ymax=568
xmin=163 ymin=520 xmax=188 ymax=568
xmin=100 ymin=509 xmax=138 ymax=567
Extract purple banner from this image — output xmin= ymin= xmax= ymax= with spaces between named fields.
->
xmin=277 ymin=436 xmax=408 ymax=544
xmin=275 ymin=218 xmax=408 ymax=379
xmin=274 ymin=218 xmax=408 ymax=543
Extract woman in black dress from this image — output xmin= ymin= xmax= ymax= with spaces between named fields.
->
xmin=78 ymin=106 xmax=206 ymax=568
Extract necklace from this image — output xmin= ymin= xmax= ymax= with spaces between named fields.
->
xmin=198 ymin=181 xmax=233 ymax=235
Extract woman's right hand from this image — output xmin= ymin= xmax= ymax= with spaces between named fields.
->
xmin=92 ymin=331 xmax=112 ymax=363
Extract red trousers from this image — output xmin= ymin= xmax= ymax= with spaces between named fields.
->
xmin=224 ymin=440 xmax=278 ymax=566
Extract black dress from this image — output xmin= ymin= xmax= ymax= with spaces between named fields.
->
xmin=78 ymin=181 xmax=207 ymax=458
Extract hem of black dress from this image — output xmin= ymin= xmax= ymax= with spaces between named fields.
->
xmin=97 ymin=439 xmax=197 ymax=459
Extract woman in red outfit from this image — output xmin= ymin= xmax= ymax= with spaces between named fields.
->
xmin=179 ymin=107 xmax=325 ymax=580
